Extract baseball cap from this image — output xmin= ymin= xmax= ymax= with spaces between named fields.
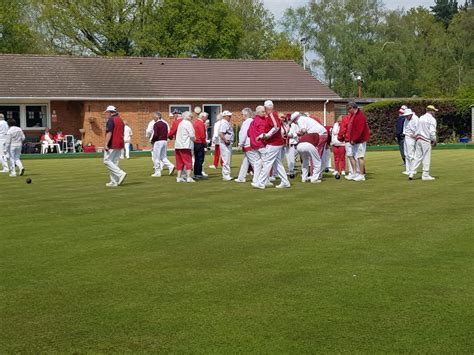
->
xmin=427 ymin=105 xmax=439 ymax=112
xmin=222 ymin=110 xmax=232 ymax=117
xmin=104 ymin=105 xmax=117 ymax=113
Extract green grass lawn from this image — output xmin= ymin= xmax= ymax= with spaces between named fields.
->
xmin=1 ymin=150 xmax=473 ymax=353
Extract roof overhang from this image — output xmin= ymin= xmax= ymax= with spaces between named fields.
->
xmin=0 ymin=96 xmax=340 ymax=101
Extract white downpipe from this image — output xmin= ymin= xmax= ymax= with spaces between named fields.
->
xmin=323 ymin=99 xmax=329 ymax=126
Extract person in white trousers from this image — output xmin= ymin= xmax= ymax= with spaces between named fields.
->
xmin=290 ymin=112 xmax=324 ymax=183
xmin=209 ymin=114 xmax=223 ymax=169
xmin=257 ymin=100 xmax=290 ymax=189
xmin=401 ymin=108 xmax=419 ymax=176
xmin=146 ymin=113 xmax=160 ymax=172
xmin=409 ymin=105 xmax=438 ymax=181
xmin=103 ymin=105 xmax=127 ymax=187
xmin=247 ymin=105 xmax=267 ymax=188
xmin=121 ymin=121 xmax=133 ymax=159
xmin=219 ymin=110 xmax=234 ymax=181
xmin=5 ymin=119 xmax=25 ymax=177
xmin=0 ymin=114 xmax=10 ymax=172
xmin=235 ymin=108 xmax=254 ymax=183
xmin=151 ymin=112 xmax=174 ymax=177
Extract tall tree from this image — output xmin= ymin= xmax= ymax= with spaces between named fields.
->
xmin=0 ymin=0 xmax=46 ymax=54
xmin=140 ymin=0 xmax=243 ymax=58
xmin=431 ymin=0 xmax=459 ymax=28
xmin=224 ymin=0 xmax=276 ymax=59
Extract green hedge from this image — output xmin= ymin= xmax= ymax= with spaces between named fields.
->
xmin=364 ymin=99 xmax=472 ymax=145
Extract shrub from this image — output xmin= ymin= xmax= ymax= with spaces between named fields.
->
xmin=364 ymin=99 xmax=472 ymax=145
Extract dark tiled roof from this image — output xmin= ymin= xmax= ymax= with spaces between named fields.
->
xmin=0 ymin=54 xmax=340 ymax=100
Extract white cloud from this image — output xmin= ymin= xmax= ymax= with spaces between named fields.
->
xmin=262 ymin=0 xmax=435 ymax=20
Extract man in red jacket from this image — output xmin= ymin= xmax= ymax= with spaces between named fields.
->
xmin=256 ymin=100 xmax=290 ymax=189
xmin=346 ymin=102 xmax=370 ymax=181
xmin=193 ymin=112 xmax=208 ymax=179
xmin=103 ymin=105 xmax=127 ymax=187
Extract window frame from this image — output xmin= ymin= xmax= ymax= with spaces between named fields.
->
xmin=169 ymin=104 xmax=191 ymax=115
xmin=0 ymin=102 xmax=50 ymax=130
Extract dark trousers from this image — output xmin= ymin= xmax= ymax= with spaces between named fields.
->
xmin=193 ymin=143 xmax=206 ymax=176
xmin=397 ymin=136 xmax=405 ymax=163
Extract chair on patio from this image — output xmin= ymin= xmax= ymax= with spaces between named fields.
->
xmin=63 ymin=135 xmax=76 ymax=153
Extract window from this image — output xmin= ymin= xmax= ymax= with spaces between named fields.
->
xmin=0 ymin=105 xmax=21 ymax=127
xmin=169 ymin=104 xmax=191 ymax=115
xmin=0 ymin=103 xmax=49 ymax=129
xmin=26 ymin=105 xmax=48 ymax=128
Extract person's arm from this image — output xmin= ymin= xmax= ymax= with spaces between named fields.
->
xmin=219 ymin=122 xmax=230 ymax=145
xmin=262 ymin=113 xmax=279 ymax=139
xmin=430 ymin=117 xmax=437 ymax=144
xmin=104 ymin=118 xmax=114 ymax=151
xmin=189 ymin=124 xmax=196 ymax=142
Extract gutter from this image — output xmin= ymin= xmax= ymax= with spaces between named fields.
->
xmin=0 ymin=96 xmax=340 ymax=102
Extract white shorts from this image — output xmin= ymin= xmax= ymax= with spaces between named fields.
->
xmin=345 ymin=142 xmax=353 ymax=157
xmin=352 ymin=142 xmax=367 ymax=159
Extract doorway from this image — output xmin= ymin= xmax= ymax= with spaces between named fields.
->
xmin=202 ymin=104 xmax=222 ymax=141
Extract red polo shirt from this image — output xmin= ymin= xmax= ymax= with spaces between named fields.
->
xmin=193 ymin=119 xmax=207 ymax=144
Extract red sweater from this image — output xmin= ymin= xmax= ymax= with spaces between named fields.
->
xmin=264 ymin=111 xmax=285 ymax=146
xmin=337 ymin=115 xmax=351 ymax=142
xmin=168 ymin=117 xmax=182 ymax=140
xmin=193 ymin=119 xmax=207 ymax=144
xmin=347 ymin=109 xmax=370 ymax=144
xmin=248 ymin=114 xmax=267 ymax=150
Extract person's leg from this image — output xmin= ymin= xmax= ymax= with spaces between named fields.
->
xmin=398 ymin=136 xmax=406 ymax=164
xmin=247 ymin=150 xmax=262 ymax=184
xmin=288 ymin=145 xmax=296 ymax=174
xmin=14 ymin=147 xmax=23 ymax=172
xmin=0 ymin=139 xmax=9 ymax=171
xmin=220 ymin=143 xmax=232 ymax=179
xmin=297 ymin=145 xmax=309 ymax=182
xmin=175 ymin=149 xmax=184 ymax=180
xmin=158 ymin=141 xmax=174 ymax=172
xmin=151 ymin=142 xmax=161 ymax=176
xmin=237 ymin=153 xmax=249 ymax=181
xmin=258 ymin=145 xmax=278 ymax=186
xmin=421 ymin=141 xmax=432 ymax=178
xmin=405 ymin=137 xmax=416 ymax=175
xmin=213 ymin=144 xmax=221 ymax=167
xmin=308 ymin=145 xmax=322 ymax=182
xmin=104 ymin=149 xmax=122 ymax=183
xmin=193 ymin=144 xmax=200 ymax=176
xmin=183 ymin=149 xmax=193 ymax=180
xmin=274 ymin=146 xmax=290 ymax=186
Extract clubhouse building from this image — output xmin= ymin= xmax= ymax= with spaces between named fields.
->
xmin=0 ymin=54 xmax=341 ymax=150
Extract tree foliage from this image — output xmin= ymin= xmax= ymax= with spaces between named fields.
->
xmin=282 ymin=0 xmax=474 ymax=98
xmin=0 ymin=0 xmax=46 ymax=54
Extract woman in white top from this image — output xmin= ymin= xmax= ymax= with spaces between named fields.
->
xmin=175 ymin=111 xmax=195 ymax=183
xmin=5 ymin=119 xmax=25 ymax=177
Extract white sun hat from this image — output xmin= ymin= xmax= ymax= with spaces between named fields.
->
xmin=104 ymin=105 xmax=117 ymax=113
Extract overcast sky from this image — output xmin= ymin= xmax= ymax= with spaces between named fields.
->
xmin=263 ymin=0 xmax=435 ymax=20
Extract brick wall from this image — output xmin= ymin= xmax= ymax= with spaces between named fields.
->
xmin=57 ymin=100 xmax=336 ymax=150
xmin=50 ymin=101 xmax=84 ymax=138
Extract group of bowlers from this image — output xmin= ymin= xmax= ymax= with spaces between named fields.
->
xmin=101 ymin=100 xmax=376 ymax=188
xmin=0 ymin=102 xmax=439 ymax=187
xmin=396 ymin=104 xmax=439 ymax=180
